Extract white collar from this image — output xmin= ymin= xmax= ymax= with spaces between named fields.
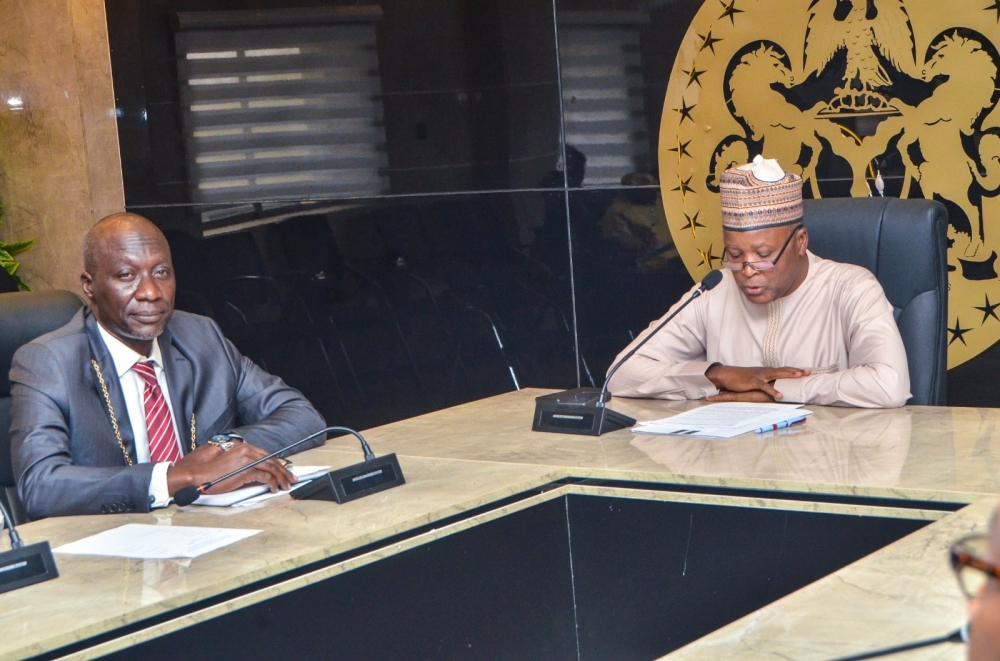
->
xmin=95 ymin=322 xmax=163 ymax=378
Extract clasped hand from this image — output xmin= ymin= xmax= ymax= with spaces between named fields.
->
xmin=167 ymin=442 xmax=297 ymax=497
xmin=704 ymin=364 xmax=811 ymax=403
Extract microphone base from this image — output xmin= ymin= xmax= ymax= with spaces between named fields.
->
xmin=0 ymin=541 xmax=58 ymax=594
xmin=532 ymin=388 xmax=637 ymax=436
xmin=290 ymin=453 xmax=405 ymax=503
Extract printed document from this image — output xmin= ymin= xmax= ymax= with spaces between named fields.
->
xmin=633 ymin=402 xmax=811 ymax=439
xmin=190 ymin=465 xmax=330 ymax=507
xmin=54 ymin=524 xmax=260 ymax=559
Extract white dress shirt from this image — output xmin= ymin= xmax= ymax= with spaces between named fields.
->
xmin=96 ymin=323 xmax=181 ymax=507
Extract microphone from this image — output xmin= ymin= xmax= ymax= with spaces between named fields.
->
xmin=174 ymin=426 xmax=404 ymax=507
xmin=0 ymin=500 xmax=24 ymax=549
xmin=826 ymin=624 xmax=968 ymax=661
xmin=0 ymin=499 xmax=59 ymax=594
xmin=533 ymin=270 xmax=724 ymax=436
xmin=599 ymin=269 xmax=723 ymax=405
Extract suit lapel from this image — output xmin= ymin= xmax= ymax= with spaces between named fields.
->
xmin=160 ymin=326 xmax=196 ymax=455
xmin=84 ymin=310 xmax=138 ymax=465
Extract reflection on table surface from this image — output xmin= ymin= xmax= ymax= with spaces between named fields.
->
xmin=631 ymin=407 xmax=912 ymax=487
xmin=336 ymin=389 xmax=1000 ymax=501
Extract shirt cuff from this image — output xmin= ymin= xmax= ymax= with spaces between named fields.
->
xmin=149 ymin=462 xmax=173 ymax=509
xmin=773 ymin=377 xmax=806 ymax=404
xmin=674 ymin=362 xmax=719 ymax=400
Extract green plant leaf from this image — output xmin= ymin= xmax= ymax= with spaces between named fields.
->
xmin=1 ymin=238 xmax=35 ymax=255
xmin=0 ymin=217 xmax=33 ymax=290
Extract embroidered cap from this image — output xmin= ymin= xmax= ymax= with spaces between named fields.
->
xmin=720 ymin=155 xmax=803 ymax=231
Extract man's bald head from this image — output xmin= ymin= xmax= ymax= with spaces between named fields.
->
xmin=83 ymin=213 xmax=168 ymax=274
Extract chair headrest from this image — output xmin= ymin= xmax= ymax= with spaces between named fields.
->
xmin=803 ymin=198 xmax=947 ymax=308
xmin=0 ymin=291 xmax=84 ymax=397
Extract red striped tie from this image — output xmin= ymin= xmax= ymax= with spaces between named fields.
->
xmin=132 ymin=360 xmax=181 ymax=464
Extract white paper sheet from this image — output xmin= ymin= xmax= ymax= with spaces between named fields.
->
xmin=633 ymin=402 xmax=810 ymax=439
xmin=190 ymin=466 xmax=330 ymax=508
xmin=53 ymin=524 xmax=260 ymax=559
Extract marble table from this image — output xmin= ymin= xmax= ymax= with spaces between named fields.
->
xmin=2 ymin=389 xmax=995 ymax=660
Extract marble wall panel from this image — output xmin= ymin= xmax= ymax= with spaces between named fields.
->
xmin=0 ymin=0 xmax=123 ymax=293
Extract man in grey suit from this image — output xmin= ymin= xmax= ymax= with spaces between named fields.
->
xmin=9 ymin=213 xmax=326 ymax=519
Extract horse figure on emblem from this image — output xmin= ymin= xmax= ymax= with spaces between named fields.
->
xmin=725 ymin=44 xmax=826 ymax=199
xmin=892 ymin=32 xmax=1000 ymax=261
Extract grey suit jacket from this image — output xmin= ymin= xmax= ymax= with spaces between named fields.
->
xmin=10 ymin=307 xmax=326 ymax=519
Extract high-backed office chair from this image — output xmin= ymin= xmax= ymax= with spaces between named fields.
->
xmin=0 ymin=268 xmax=18 ymax=294
xmin=0 ymin=290 xmax=84 ymax=523
xmin=802 ymin=198 xmax=948 ymax=406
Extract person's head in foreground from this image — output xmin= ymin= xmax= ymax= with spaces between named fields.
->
xmin=951 ymin=508 xmax=1000 ymax=659
xmin=720 ymin=155 xmax=809 ymax=305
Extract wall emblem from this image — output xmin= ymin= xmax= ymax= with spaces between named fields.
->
xmin=660 ymin=0 xmax=1000 ymax=367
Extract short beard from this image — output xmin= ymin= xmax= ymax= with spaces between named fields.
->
xmin=112 ymin=322 xmax=165 ymax=343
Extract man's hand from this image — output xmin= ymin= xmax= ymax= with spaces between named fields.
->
xmin=705 ymin=364 xmax=811 ymax=401
xmin=166 ymin=442 xmax=297 ymax=497
xmin=705 ymin=389 xmax=776 ymax=403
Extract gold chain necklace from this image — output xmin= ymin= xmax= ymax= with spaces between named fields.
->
xmin=91 ymin=359 xmax=196 ymax=466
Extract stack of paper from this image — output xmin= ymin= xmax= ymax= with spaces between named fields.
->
xmin=54 ymin=524 xmax=260 ymax=559
xmin=190 ymin=465 xmax=330 ymax=508
xmin=633 ymin=402 xmax=811 ymax=439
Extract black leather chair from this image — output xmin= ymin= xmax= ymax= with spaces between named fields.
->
xmin=0 ymin=290 xmax=84 ymax=523
xmin=0 ymin=268 xmax=18 ymax=294
xmin=802 ymin=198 xmax=948 ymax=406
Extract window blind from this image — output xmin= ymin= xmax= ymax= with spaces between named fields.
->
xmin=558 ymin=12 xmax=650 ymax=186
xmin=174 ymin=8 xmax=388 ymax=216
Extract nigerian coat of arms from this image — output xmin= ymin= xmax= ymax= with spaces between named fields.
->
xmin=660 ymin=0 xmax=1000 ymax=367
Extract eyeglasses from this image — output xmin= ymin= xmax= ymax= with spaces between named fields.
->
xmin=722 ymin=224 xmax=803 ymax=272
xmin=950 ymin=533 xmax=1000 ymax=599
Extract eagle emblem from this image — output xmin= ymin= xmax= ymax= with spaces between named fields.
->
xmin=803 ymin=0 xmax=917 ymax=113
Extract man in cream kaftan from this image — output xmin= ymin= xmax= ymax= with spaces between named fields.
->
xmin=606 ymin=251 xmax=910 ymax=407
xmin=606 ymin=155 xmax=910 ymax=408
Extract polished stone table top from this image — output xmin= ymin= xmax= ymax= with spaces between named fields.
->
xmin=1 ymin=389 xmax=996 ymax=660
xmin=326 ymin=389 xmax=1000 ymax=503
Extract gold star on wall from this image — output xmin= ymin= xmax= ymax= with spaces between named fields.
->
xmin=697 ymin=30 xmax=723 ymax=54
xmin=949 ymin=317 xmax=973 ymax=346
xmin=697 ymin=244 xmax=721 ymax=269
xmin=986 ymin=0 xmax=1000 ymax=22
xmin=668 ymin=138 xmax=692 ymax=162
xmin=672 ymin=175 xmax=695 ymax=201
xmin=675 ymin=99 xmax=696 ymax=125
xmin=682 ymin=211 xmax=705 ymax=238
xmin=975 ymin=294 xmax=1000 ymax=323
xmin=718 ymin=0 xmax=744 ymax=24
xmin=682 ymin=67 xmax=706 ymax=88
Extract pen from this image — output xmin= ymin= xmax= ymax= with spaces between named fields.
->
xmin=754 ymin=416 xmax=807 ymax=434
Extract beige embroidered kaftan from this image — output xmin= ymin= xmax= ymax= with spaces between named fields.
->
xmin=606 ymin=252 xmax=911 ymax=408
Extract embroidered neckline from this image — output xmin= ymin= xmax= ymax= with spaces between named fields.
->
xmin=762 ymin=299 xmax=782 ymax=368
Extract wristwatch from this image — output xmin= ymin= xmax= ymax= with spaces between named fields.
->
xmin=208 ymin=432 xmax=243 ymax=452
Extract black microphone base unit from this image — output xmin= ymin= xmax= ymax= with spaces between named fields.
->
xmin=532 ymin=388 xmax=637 ymax=436
xmin=291 ymin=453 xmax=405 ymax=503
xmin=0 ymin=541 xmax=58 ymax=595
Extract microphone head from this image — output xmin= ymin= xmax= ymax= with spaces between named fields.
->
xmin=701 ymin=269 xmax=724 ymax=291
xmin=173 ymin=485 xmax=202 ymax=507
